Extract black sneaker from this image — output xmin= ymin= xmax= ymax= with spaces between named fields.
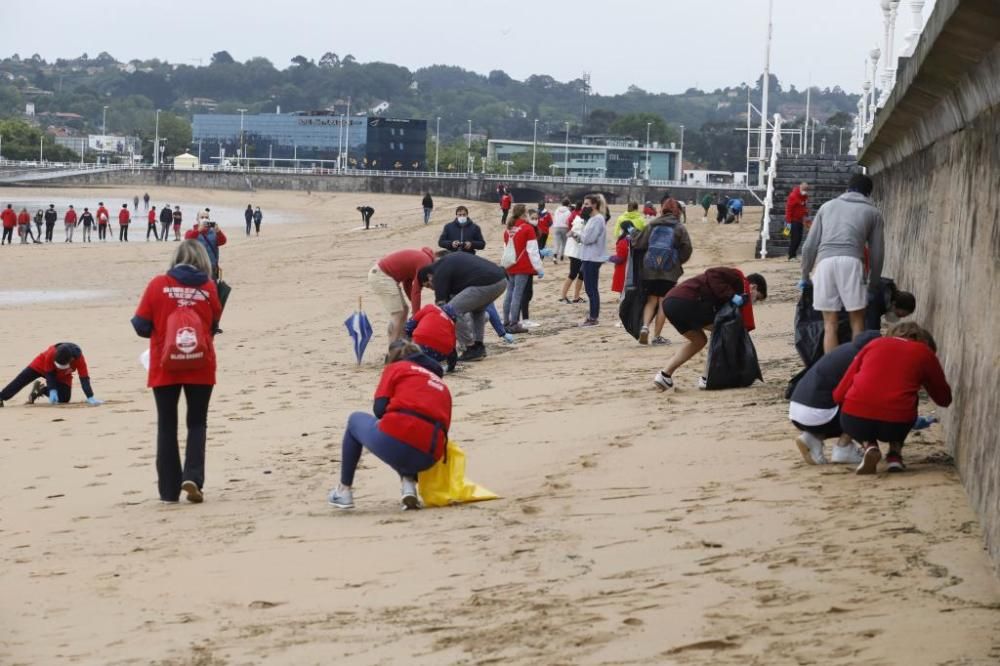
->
xmin=458 ymin=344 xmax=486 ymax=362
xmin=885 ymin=453 xmax=906 ymax=473
xmin=27 ymin=380 xmax=45 ymax=405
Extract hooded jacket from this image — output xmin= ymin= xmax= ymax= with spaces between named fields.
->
xmin=438 ymin=219 xmax=486 ymax=254
xmin=791 ymin=331 xmax=880 ymax=410
xmin=786 ymin=186 xmax=808 ymax=222
xmin=503 ymin=219 xmax=544 ymax=276
xmin=613 ymin=210 xmax=647 ymax=239
xmin=800 ymin=191 xmax=885 ymax=285
xmin=28 ymin=343 xmax=93 ymax=397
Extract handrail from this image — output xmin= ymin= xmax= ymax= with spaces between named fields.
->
xmin=759 ymin=113 xmax=783 ymax=259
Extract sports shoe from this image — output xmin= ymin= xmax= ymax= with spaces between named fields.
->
xmin=579 ymin=318 xmax=599 ymax=327
xmin=401 ymin=477 xmax=420 ymax=511
xmin=855 ymin=445 xmax=882 ymax=475
xmin=795 ymin=433 xmax=827 ymax=465
xmin=653 ymin=371 xmax=674 ymax=392
xmin=327 ymin=487 xmax=355 ymax=509
xmin=651 ymin=336 xmax=670 ymax=346
xmin=885 ymin=453 xmax=906 ymax=473
xmin=638 ymin=326 xmax=650 ymax=345
xmin=830 ymin=443 xmax=864 ymax=464
xmin=506 ymin=323 xmax=529 ymax=334
xmin=181 ymin=480 xmax=204 ymax=504
xmin=697 ymin=376 xmax=708 ymax=390
xmin=458 ymin=343 xmax=486 ymax=362
xmin=521 ymin=320 xmax=540 ymax=329
xmin=27 ymin=380 xmax=45 ymax=405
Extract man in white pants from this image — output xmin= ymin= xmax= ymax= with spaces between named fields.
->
xmin=800 ymin=174 xmax=885 ymax=355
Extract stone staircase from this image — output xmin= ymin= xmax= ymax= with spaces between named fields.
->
xmin=755 ymin=154 xmax=861 ymax=258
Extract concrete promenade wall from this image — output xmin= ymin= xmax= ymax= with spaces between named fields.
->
xmin=860 ymin=0 xmax=1000 ymax=571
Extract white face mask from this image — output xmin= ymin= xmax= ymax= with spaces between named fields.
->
xmin=55 ymin=361 xmax=70 ymax=370
xmin=885 ymin=311 xmax=900 ymax=324
xmin=457 ymin=216 xmax=468 ymax=225
xmin=529 ymin=218 xmax=539 ymax=226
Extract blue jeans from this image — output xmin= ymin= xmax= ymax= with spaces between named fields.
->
xmin=485 ymin=303 xmax=506 ymax=338
xmin=340 ymin=412 xmax=436 ymax=486
xmin=582 ymin=261 xmax=602 ymax=320
xmin=423 ymin=207 xmax=432 ymax=224
xmin=503 ymin=273 xmax=531 ymax=325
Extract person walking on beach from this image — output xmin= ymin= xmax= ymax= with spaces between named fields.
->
xmin=44 ymin=204 xmax=58 ymax=242
xmin=417 ymin=252 xmax=508 ymax=362
xmin=834 ymin=322 xmax=951 ymax=474
xmin=369 ymin=247 xmax=438 ymax=345
xmin=653 ymin=267 xmax=767 ymax=391
xmin=185 ymin=218 xmax=227 ymax=280
xmin=632 ymin=196 xmax=693 ymax=345
xmin=610 ymin=221 xmax=634 ymax=302
xmin=2 ymin=204 xmax=17 ymax=245
xmin=146 ymin=206 xmax=160 ymax=241
xmin=96 ymin=202 xmax=110 ymax=241
xmin=550 ymin=197 xmax=572 ymax=264
xmin=559 ymin=201 xmax=586 ymax=304
xmin=501 ymin=204 xmax=544 ymax=334
xmin=253 ymin=206 xmax=263 ymax=235
xmin=244 ymin=204 xmax=253 ymax=236
xmin=133 ymin=194 xmax=140 ymax=212
xmin=421 ymin=192 xmax=434 ymax=225
xmin=800 ymin=174 xmax=884 ymax=355
xmin=327 ymin=340 xmax=452 ymax=511
xmin=132 ymin=240 xmax=223 ymax=503
xmin=172 ymin=206 xmax=183 ymax=241
xmin=143 ymin=192 xmax=150 ymax=211
xmin=16 ymin=207 xmax=34 ymax=244
xmin=0 ymin=342 xmax=103 ymax=407
xmin=79 ymin=207 xmax=94 ymax=243
xmin=438 ymin=205 xmax=485 ymax=254
xmin=499 ymin=189 xmax=512 ymax=226
xmin=575 ymin=194 xmax=609 ymax=327
xmin=159 ymin=204 xmax=172 ymax=241
xmin=700 ymin=193 xmax=713 ymax=222
xmin=357 ymin=205 xmax=375 ymax=230
xmin=785 ymin=181 xmax=809 ymax=259
xmin=64 ymin=205 xmax=78 ymax=243
xmin=33 ymin=208 xmax=44 ymax=240
xmin=118 ymin=204 xmax=131 ymax=242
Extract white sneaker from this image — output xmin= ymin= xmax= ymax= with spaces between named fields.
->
xmin=795 ymin=433 xmax=827 ymax=465
xmin=653 ymin=371 xmax=673 ymax=391
xmin=521 ymin=319 xmax=540 ymax=329
xmin=697 ymin=376 xmax=708 ymax=390
xmin=328 ymin=487 xmax=355 ymax=509
xmin=400 ymin=476 xmax=420 ymax=511
xmin=830 ymin=443 xmax=864 ymax=464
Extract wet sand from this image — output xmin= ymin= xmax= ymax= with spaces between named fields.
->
xmin=1 ymin=184 xmax=998 ymax=665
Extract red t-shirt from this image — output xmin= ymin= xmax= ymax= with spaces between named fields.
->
xmin=17 ymin=211 xmax=31 ymax=226
xmin=503 ymin=220 xmax=539 ymax=275
xmin=375 ymin=360 xmax=452 ymax=459
xmin=0 ymin=209 xmax=16 ymax=229
xmin=411 ymin=304 xmax=456 ymax=356
xmin=134 ymin=274 xmax=223 ymax=387
xmin=537 ymin=212 xmax=553 ymax=234
xmin=29 ymin=346 xmax=89 ymax=388
xmin=96 ymin=207 xmax=110 ymax=225
xmin=834 ymin=337 xmax=952 ymax=423
xmin=377 ymin=248 xmax=435 ymax=311
xmin=64 ymin=209 xmax=78 ymax=226
xmin=148 ymin=210 xmax=157 ymax=225
xmin=118 ymin=209 xmax=131 ymax=225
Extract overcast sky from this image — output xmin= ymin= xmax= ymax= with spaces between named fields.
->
xmin=3 ymin=0 xmax=933 ymax=95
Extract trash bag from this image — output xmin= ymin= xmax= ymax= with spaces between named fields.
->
xmin=618 ymin=246 xmax=648 ymax=340
xmin=705 ymin=303 xmax=763 ymax=390
xmin=418 ymin=440 xmax=499 ymax=508
xmin=794 ymin=284 xmax=851 ymax=368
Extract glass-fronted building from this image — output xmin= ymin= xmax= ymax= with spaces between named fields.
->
xmin=487 ymin=139 xmax=681 ymax=180
xmin=192 ymin=112 xmax=428 ymax=170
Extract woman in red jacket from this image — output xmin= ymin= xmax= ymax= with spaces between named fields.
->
xmin=834 ymin=322 xmax=952 ymax=474
xmin=131 ymin=240 xmax=223 ymax=503
xmin=501 ymin=204 xmax=544 ymax=334
xmin=609 ymin=221 xmax=634 ymax=298
xmin=328 ymin=340 xmax=452 ymax=511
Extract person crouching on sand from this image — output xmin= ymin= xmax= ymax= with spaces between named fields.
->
xmin=0 ymin=342 xmax=103 ymax=407
xmin=833 ymin=322 xmax=952 ymax=475
xmin=328 ymin=340 xmax=452 ymax=511
xmin=654 ymin=268 xmax=767 ymax=391
xmin=132 ymin=240 xmax=223 ymax=504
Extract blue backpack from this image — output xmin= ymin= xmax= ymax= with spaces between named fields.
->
xmin=643 ymin=224 xmax=678 ymax=273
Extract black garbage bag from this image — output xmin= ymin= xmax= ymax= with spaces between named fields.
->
xmin=794 ymin=284 xmax=851 ymax=368
xmin=705 ymin=303 xmax=763 ymax=390
xmin=618 ymin=247 xmax=648 ymax=340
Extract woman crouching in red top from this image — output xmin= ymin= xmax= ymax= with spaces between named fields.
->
xmin=834 ymin=322 xmax=952 ymax=475
xmin=132 ymin=240 xmax=223 ymax=504
xmin=328 ymin=340 xmax=452 ymax=511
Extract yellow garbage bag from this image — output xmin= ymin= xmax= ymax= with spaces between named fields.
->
xmin=418 ymin=440 xmax=499 ymax=507
xmin=782 ymin=223 xmax=791 ymax=238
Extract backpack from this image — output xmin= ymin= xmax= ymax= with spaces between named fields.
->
xmin=500 ymin=228 xmax=522 ymax=268
xmin=161 ymin=302 xmax=213 ymax=372
xmin=643 ymin=224 xmax=679 ymax=273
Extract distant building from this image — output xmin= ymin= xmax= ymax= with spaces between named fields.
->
xmin=369 ymin=100 xmax=390 ymax=115
xmin=192 ymin=111 xmax=428 ymax=170
xmin=683 ymin=170 xmax=747 ymax=186
xmin=173 ymin=152 xmax=200 ymax=170
xmin=487 ymin=138 xmax=681 ymax=180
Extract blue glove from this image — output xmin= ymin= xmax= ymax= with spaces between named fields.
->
xmin=403 ymin=319 xmax=418 ymax=338
xmin=539 ymin=248 xmax=554 ymax=258
xmin=536 ymin=270 xmax=544 ymax=279
xmin=731 ymin=294 xmax=744 ymax=307
xmin=48 ymin=389 xmax=59 ymax=404
xmin=86 ymin=397 xmax=104 ymax=406
xmin=797 ymin=279 xmax=810 ymax=291
xmin=441 ymin=304 xmax=458 ymax=320
xmin=913 ymin=415 xmax=938 ymax=430
xmin=502 ymin=333 xmax=515 ymax=344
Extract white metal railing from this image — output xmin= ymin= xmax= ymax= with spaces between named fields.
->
xmin=758 ymin=113 xmax=783 ymax=259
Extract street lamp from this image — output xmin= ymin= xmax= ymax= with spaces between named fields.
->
xmin=237 ymin=108 xmax=248 ymax=170
xmin=679 ymin=124 xmax=685 ymax=181
xmin=563 ymin=121 xmax=570 ymax=182
xmin=39 ymin=134 xmax=44 ymax=162
xmin=531 ymin=118 xmax=538 ymax=177
xmin=644 ymin=122 xmax=651 ymax=180
xmin=102 ymin=105 xmax=109 ymax=136
xmin=434 ymin=116 xmax=440 ymax=175
xmin=153 ymin=109 xmax=160 ymax=167
xmin=466 ymin=119 xmax=472 ymax=174
xmin=632 ymin=161 xmax=639 ymax=180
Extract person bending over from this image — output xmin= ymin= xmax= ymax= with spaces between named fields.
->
xmin=0 ymin=343 xmax=102 ymax=407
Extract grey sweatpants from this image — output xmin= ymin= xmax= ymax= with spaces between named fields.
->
xmin=448 ymin=279 xmax=507 ymax=349
xmin=552 ymin=228 xmax=568 ymax=260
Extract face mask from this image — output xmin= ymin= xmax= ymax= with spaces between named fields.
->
xmin=55 ymin=361 xmax=70 ymax=370
xmin=885 ymin=311 xmax=900 ymax=323
xmin=457 ymin=216 xmax=468 ymax=225
xmin=528 ymin=218 xmax=538 ymax=226
xmin=580 ymin=206 xmax=593 ymax=219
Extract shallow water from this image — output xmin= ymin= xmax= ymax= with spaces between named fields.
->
xmin=0 ymin=289 xmax=116 ymax=307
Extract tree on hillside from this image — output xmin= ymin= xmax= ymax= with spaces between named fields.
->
xmin=137 ymin=112 xmax=191 ymax=162
xmin=290 ymin=55 xmax=313 ymax=68
xmin=211 ymin=51 xmax=235 ymax=66
xmin=825 ymin=111 xmax=853 ymax=128
xmin=583 ymin=109 xmax=618 ymax=135
xmin=319 ymin=52 xmax=340 ymax=68
xmin=0 ymin=118 xmax=79 ymax=161
xmin=609 ymin=113 xmax=677 ymax=144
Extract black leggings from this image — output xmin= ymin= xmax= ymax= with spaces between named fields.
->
xmin=1 ymin=227 xmax=11 ymax=244
xmin=521 ymin=276 xmax=533 ymax=320
xmin=153 ymin=384 xmax=213 ymax=501
xmin=146 ymin=224 xmax=159 ymax=240
xmin=119 ymin=225 xmax=129 ymax=241
xmin=787 ymin=222 xmax=804 ymax=258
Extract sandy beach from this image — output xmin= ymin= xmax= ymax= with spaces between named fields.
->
xmin=1 ymin=184 xmax=998 ymax=665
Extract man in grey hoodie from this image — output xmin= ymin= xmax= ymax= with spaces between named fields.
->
xmin=800 ymin=174 xmax=885 ymax=355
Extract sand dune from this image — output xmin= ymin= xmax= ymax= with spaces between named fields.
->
xmin=1 ymin=184 xmax=998 ymax=665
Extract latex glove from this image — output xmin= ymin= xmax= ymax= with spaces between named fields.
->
xmin=48 ymin=389 xmax=59 ymax=404
xmin=502 ymin=333 xmax=515 ymax=344
xmin=539 ymin=248 xmax=554 ymax=258
xmin=86 ymin=397 xmax=104 ymax=406
xmin=536 ymin=270 xmax=544 ymax=279
xmin=731 ymin=294 xmax=745 ymax=307
xmin=913 ymin=415 xmax=938 ymax=430
xmin=403 ymin=319 xmax=418 ymax=338
xmin=797 ymin=279 xmax=810 ymax=291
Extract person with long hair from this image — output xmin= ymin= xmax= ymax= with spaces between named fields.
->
xmin=131 ymin=240 xmax=223 ymax=503
xmin=575 ymin=194 xmax=609 ymax=326
xmin=550 ymin=197 xmax=573 ymax=264
xmin=502 ymin=204 xmax=544 ymax=334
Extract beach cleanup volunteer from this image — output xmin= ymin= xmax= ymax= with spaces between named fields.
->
xmin=0 ymin=343 xmax=102 ymax=407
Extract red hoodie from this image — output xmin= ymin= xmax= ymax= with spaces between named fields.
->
xmin=118 ymin=208 xmax=131 ymax=225
xmin=503 ymin=219 xmax=543 ymax=276
xmin=537 ymin=211 xmax=553 ymax=234
xmin=17 ymin=211 xmax=31 ymax=226
xmin=374 ymin=359 xmax=452 ymax=459
xmin=148 ymin=210 xmax=157 ymax=225
xmin=64 ymin=209 xmax=78 ymax=226
xmin=96 ymin=206 xmax=110 ymax=225
xmin=611 ymin=237 xmax=629 ymax=293
xmin=2 ymin=208 xmax=18 ymax=229
xmin=500 ymin=194 xmax=512 ymax=211
xmin=29 ymin=345 xmax=90 ymax=388
xmin=785 ymin=186 xmax=808 ymax=223
xmin=410 ymin=304 xmax=456 ymax=356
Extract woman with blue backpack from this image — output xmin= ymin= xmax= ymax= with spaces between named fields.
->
xmin=631 ymin=196 xmax=693 ymax=345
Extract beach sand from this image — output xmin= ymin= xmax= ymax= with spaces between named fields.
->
xmin=1 ymin=185 xmax=998 ymax=665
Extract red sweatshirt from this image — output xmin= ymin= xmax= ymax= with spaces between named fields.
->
xmin=785 ymin=186 xmax=808 ymax=223
xmin=17 ymin=211 xmax=31 ymax=226
xmin=118 ymin=209 xmax=131 ymax=225
xmin=374 ymin=359 xmax=452 ymax=459
xmin=96 ymin=206 xmax=110 ymax=225
xmin=537 ymin=211 xmax=553 ymax=235
xmin=611 ymin=237 xmax=629 ymax=293
xmin=29 ymin=345 xmax=90 ymax=388
xmin=64 ymin=209 xmax=77 ymax=226
xmin=503 ymin=219 xmax=543 ymax=276
xmin=834 ymin=337 xmax=952 ymax=423
xmin=377 ymin=247 xmax=436 ymax=311
xmin=148 ymin=210 xmax=157 ymax=225
xmin=500 ymin=194 xmax=512 ymax=211
xmin=667 ymin=267 xmax=756 ymax=331
xmin=2 ymin=208 xmax=18 ymax=229
xmin=410 ymin=304 xmax=456 ymax=356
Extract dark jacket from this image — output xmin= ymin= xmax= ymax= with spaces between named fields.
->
xmin=430 ymin=252 xmax=506 ymax=303
xmin=244 ymin=207 xmax=253 ymax=222
xmin=44 ymin=208 xmax=58 ymax=225
xmin=791 ymin=331 xmax=880 ymax=409
xmin=438 ymin=219 xmax=486 ymax=254
xmin=667 ymin=267 xmax=744 ymax=306
xmin=159 ymin=207 xmax=173 ymax=225
xmin=632 ymin=215 xmax=693 ymax=282
xmin=422 ymin=195 xmax=434 ymax=209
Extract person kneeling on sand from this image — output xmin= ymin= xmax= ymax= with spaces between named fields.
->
xmin=654 ymin=268 xmax=767 ymax=391
xmin=833 ymin=322 xmax=952 ymax=475
xmin=0 ymin=343 xmax=103 ymax=407
xmin=789 ymin=331 xmax=881 ymax=465
xmin=328 ymin=340 xmax=452 ymax=511
xmin=405 ymin=303 xmax=459 ymax=372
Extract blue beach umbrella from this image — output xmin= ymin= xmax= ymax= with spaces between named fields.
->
xmin=344 ymin=297 xmax=373 ymax=365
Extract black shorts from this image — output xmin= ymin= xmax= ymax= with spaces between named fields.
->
xmin=568 ymin=257 xmax=583 ymax=280
xmin=792 ymin=416 xmax=842 ymax=439
xmin=662 ymin=297 xmax=715 ymax=335
xmin=840 ymin=413 xmax=911 ymax=443
xmin=643 ymin=279 xmax=676 ymax=298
